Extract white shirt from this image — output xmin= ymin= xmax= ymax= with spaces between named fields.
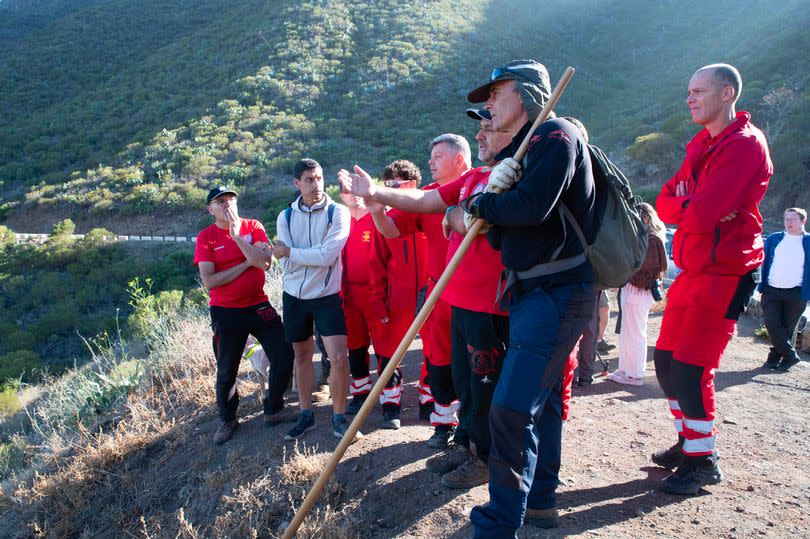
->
xmin=768 ymin=233 xmax=804 ymax=289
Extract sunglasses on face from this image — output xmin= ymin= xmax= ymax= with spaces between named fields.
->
xmin=384 ymin=179 xmax=409 ymax=188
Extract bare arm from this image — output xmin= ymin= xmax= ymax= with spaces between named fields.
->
xmin=198 ymin=260 xmax=250 ymax=290
xmin=227 ymin=210 xmax=272 ymax=268
xmin=338 ymin=165 xmax=447 ymax=214
xmin=367 ymin=201 xmax=402 ymax=239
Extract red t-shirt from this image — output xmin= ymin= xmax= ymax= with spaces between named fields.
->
xmin=193 ymin=219 xmax=269 ymax=308
xmin=389 ymin=182 xmax=449 ymax=282
xmin=342 ymin=212 xmax=374 ymax=286
xmin=437 ymin=168 xmax=508 ymax=315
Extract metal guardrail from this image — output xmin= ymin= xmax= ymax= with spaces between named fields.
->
xmin=14 ymin=233 xmax=197 ymax=244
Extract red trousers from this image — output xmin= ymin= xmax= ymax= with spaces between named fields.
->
xmin=655 ymin=270 xmax=756 ymax=457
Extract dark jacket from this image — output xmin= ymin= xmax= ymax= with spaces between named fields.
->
xmin=758 ymin=231 xmax=810 ymax=301
xmin=474 ymin=118 xmax=596 ymax=292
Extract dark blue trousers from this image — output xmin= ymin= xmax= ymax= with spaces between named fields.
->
xmin=471 ymin=282 xmax=595 ymax=538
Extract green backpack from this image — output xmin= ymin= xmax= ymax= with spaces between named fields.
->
xmin=561 ymin=145 xmax=648 ymax=289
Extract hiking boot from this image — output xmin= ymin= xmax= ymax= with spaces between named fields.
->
xmin=441 ymin=453 xmax=488 ymax=489
xmin=427 ymin=425 xmax=455 ymax=449
xmin=763 ymin=348 xmax=781 ymax=369
xmin=419 ymin=402 xmax=433 ymax=421
xmin=596 ymin=339 xmax=615 ymax=354
xmin=285 ymin=411 xmax=315 ymax=440
xmin=346 ymin=394 xmax=368 ymax=416
xmin=263 ymin=406 xmax=297 ymax=426
xmin=576 ymin=375 xmax=593 ymax=387
xmin=524 ymin=507 xmax=560 ymax=528
xmin=606 ymin=370 xmax=643 ymax=386
xmin=661 ymin=460 xmax=723 ymax=495
xmin=214 ymin=418 xmax=238 ymax=445
xmin=381 ymin=408 xmax=401 ymax=430
xmin=651 ymin=441 xmax=685 ymax=469
xmin=777 ymin=357 xmax=800 ymax=371
xmin=332 ymin=415 xmax=363 ymax=443
xmin=426 ymin=444 xmax=469 ymax=474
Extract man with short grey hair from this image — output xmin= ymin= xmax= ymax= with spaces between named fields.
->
xmin=430 ymin=133 xmax=472 ymax=167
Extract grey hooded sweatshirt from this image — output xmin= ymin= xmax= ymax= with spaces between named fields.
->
xmin=276 ymin=193 xmax=349 ymax=300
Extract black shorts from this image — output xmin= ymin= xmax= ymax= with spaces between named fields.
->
xmin=282 ymin=292 xmax=347 ymax=343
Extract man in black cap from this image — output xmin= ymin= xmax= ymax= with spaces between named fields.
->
xmin=193 ymin=186 xmax=295 ymax=445
xmin=458 ymin=60 xmax=598 ymax=536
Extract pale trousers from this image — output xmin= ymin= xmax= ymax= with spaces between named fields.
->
xmin=618 ymin=283 xmax=655 ymax=379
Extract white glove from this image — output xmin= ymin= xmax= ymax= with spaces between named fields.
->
xmin=463 ymin=210 xmax=488 ymax=234
xmin=486 ymin=158 xmax=522 ymax=193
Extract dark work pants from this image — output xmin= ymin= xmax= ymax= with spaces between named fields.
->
xmin=210 ymin=302 xmax=294 ymax=421
xmin=762 ymin=285 xmax=806 ymax=363
xmin=451 ymin=306 xmax=509 ymax=462
xmin=471 ymin=282 xmax=595 ymax=539
xmin=576 ymin=289 xmax=601 ymax=379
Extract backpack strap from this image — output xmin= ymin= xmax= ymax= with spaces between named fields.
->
xmin=327 ymin=203 xmax=335 ymax=226
xmin=284 ymin=207 xmax=294 ymax=247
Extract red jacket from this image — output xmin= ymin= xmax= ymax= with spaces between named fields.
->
xmin=368 ymin=226 xmax=429 ymax=320
xmin=656 ymin=111 xmax=772 ymax=276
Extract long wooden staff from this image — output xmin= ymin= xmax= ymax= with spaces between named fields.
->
xmin=281 ymin=66 xmax=575 ymax=538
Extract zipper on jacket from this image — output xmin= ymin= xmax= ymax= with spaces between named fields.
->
xmin=711 ymin=226 xmax=720 ymax=265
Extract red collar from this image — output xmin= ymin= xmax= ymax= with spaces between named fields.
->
xmin=698 ymin=111 xmax=751 ymax=146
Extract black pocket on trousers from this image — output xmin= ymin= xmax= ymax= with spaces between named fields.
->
xmin=415 ymin=284 xmax=428 ymax=317
xmin=724 ymin=270 xmax=757 ymax=321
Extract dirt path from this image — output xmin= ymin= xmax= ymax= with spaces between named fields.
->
xmin=6 ymin=313 xmax=807 ymax=538
xmin=316 ymin=313 xmax=810 ymax=538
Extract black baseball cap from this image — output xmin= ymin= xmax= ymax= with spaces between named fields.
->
xmin=206 ymin=186 xmax=237 ymax=205
xmin=466 ymin=108 xmax=491 ymax=121
xmin=467 ymin=60 xmax=552 ymax=122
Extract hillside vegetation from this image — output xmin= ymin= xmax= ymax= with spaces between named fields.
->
xmin=0 ymin=0 xmax=808 ymax=232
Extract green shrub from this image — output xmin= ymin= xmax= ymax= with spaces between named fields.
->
xmin=51 ymin=219 xmax=76 ymax=237
xmin=754 ymin=326 xmax=769 ymax=340
xmin=76 ymin=360 xmax=141 ymax=419
xmin=0 ymin=386 xmax=22 ymax=416
xmin=82 ymin=227 xmax=115 ymax=246
xmin=0 ymin=349 xmax=44 ymax=384
xmin=626 ymin=132 xmax=680 ymax=167
xmin=0 ymin=436 xmax=30 ymax=480
xmin=0 ymin=225 xmax=15 ymax=250
xmin=127 ymin=278 xmax=185 ymax=339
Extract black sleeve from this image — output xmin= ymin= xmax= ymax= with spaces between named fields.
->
xmin=475 ymin=127 xmax=577 ymax=227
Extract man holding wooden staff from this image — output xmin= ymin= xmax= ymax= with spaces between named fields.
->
xmin=457 ymin=60 xmax=598 ymax=536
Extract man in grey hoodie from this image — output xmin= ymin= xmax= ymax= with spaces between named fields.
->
xmin=273 ymin=158 xmax=359 ymax=441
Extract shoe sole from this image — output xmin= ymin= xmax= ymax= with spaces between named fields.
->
xmin=426 ymin=461 xmax=465 ymax=474
xmin=661 ymin=471 xmax=724 ymax=495
xmin=427 ymin=438 xmax=452 ymax=449
xmin=284 ymin=424 xmax=316 ymax=440
xmin=525 ymin=517 xmax=561 ymax=529
xmin=651 ymin=455 xmax=684 ymax=469
xmin=441 ymin=475 xmax=488 ymax=489
xmin=777 ymin=360 xmax=800 ymax=371
xmin=333 ymin=429 xmax=364 ymax=443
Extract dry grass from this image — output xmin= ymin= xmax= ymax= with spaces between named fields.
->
xmin=1 ymin=273 xmax=358 ymax=538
